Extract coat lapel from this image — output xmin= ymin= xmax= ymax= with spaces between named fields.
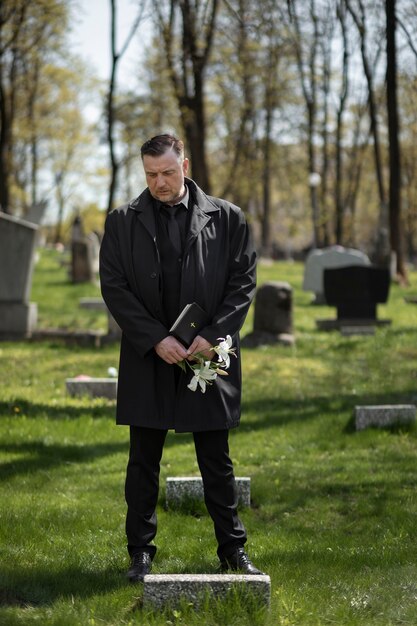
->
xmin=184 ymin=179 xmax=219 ymax=254
xmin=129 ymin=189 xmax=157 ymax=242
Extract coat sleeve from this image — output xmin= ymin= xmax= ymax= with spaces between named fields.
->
xmin=199 ymin=206 xmax=257 ymax=344
xmin=99 ymin=211 xmax=168 ymax=357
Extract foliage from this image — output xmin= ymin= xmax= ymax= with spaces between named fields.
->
xmin=0 ymin=249 xmax=417 ymax=625
xmin=3 ymin=2 xmax=417 ymax=260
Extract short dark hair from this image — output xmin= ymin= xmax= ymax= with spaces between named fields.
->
xmin=140 ymin=134 xmax=184 ymax=160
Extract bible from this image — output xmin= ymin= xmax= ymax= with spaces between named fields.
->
xmin=169 ymin=302 xmax=209 ymax=346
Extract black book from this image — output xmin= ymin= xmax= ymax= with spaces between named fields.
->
xmin=169 ymin=302 xmax=209 ymax=346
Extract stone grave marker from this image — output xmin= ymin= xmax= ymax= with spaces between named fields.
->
xmin=143 ymin=574 xmax=271 ymax=610
xmin=0 ymin=212 xmax=38 ymax=337
xmin=317 ymin=265 xmax=391 ymax=330
xmin=166 ymin=476 xmax=251 ymax=508
xmin=71 ymin=240 xmax=94 ymax=283
xmin=355 ymin=405 xmax=416 ymax=431
xmin=66 ymin=376 xmax=117 ymax=399
xmin=25 ymin=200 xmax=48 ymax=226
xmin=242 ymin=281 xmax=295 ymax=347
xmin=79 ymin=297 xmax=121 ymax=338
xmin=303 ymin=245 xmax=371 ymax=304
xmin=70 ymin=215 xmax=95 ymax=283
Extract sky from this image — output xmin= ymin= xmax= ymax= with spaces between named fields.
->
xmin=61 ymin=0 xmax=151 ymax=214
xmin=69 ymin=0 xmax=148 ymax=87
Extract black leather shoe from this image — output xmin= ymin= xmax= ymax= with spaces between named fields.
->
xmin=220 ymin=547 xmax=265 ymax=575
xmin=126 ymin=551 xmax=152 ymax=582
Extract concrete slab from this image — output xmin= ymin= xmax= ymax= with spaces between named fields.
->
xmin=0 ymin=302 xmax=37 ymax=337
xmin=79 ymin=297 xmax=107 ymax=310
xmin=166 ymin=476 xmax=251 ymax=507
xmin=316 ymin=318 xmax=391 ymax=331
xmin=340 ymin=325 xmax=375 ymax=336
xmin=355 ymin=405 xmax=416 ymax=430
xmin=143 ymin=574 xmax=271 ymax=610
xmin=79 ymin=298 xmax=121 ymax=337
xmin=66 ymin=377 xmax=117 ymax=399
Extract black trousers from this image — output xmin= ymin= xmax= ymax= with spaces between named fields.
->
xmin=125 ymin=426 xmax=247 ymax=559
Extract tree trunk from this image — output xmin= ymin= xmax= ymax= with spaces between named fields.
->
xmin=180 ymin=73 xmax=211 ymax=192
xmin=261 ymin=89 xmax=273 ymax=257
xmin=386 ymin=0 xmax=407 ymax=281
xmin=334 ymin=1 xmax=349 ymax=244
xmin=106 ymin=0 xmax=119 ymax=215
xmin=346 ymin=0 xmax=387 ymax=227
xmin=157 ymin=0 xmax=218 ymax=194
xmin=106 ymin=0 xmax=143 ymax=214
xmin=0 ymin=79 xmax=11 ymax=213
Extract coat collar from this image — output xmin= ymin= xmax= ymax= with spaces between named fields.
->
xmin=128 ymin=178 xmax=219 ymax=245
xmin=128 ymin=178 xmax=219 ymax=213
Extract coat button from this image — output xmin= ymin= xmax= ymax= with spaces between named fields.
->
xmin=150 ymin=272 xmax=157 ymax=279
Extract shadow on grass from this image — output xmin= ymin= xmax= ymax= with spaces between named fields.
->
xmin=0 ymin=440 xmax=127 ymax=481
xmin=261 ymin=535 xmax=416 ymax=575
xmin=240 ymin=389 xmax=417 ymax=434
xmin=0 ymin=565 xmax=126 ymax=607
xmin=0 ymin=399 xmax=115 ymax=420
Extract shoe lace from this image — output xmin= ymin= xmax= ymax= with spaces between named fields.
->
xmin=236 ymin=548 xmax=251 ymax=566
xmin=132 ymin=552 xmax=150 ymax=566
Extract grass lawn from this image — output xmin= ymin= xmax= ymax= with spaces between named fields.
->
xmin=0 ymin=248 xmax=416 ymax=625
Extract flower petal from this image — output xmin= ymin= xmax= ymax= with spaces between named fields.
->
xmin=187 ymin=375 xmax=199 ymax=392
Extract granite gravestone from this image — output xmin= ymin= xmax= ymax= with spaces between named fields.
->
xmin=70 ymin=215 xmax=95 ymax=283
xmin=242 ymin=281 xmax=294 ymax=346
xmin=303 ymin=246 xmax=371 ymax=303
xmin=25 ymin=200 xmax=47 ymax=226
xmin=323 ymin=265 xmax=390 ymax=326
xmin=0 ymin=212 xmax=38 ymax=337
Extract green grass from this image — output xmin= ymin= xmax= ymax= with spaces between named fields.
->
xmin=0 ymin=249 xmax=417 ymax=625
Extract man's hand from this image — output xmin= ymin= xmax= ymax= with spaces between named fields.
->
xmin=186 ymin=335 xmax=213 ymax=361
xmin=155 ymin=336 xmax=188 ymax=364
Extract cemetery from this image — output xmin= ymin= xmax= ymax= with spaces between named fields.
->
xmin=1 ymin=245 xmax=416 ymax=626
xmin=1 ymin=1 xmax=417 ymax=623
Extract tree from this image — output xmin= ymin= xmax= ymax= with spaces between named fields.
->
xmin=152 ymin=0 xmax=219 ymax=192
xmin=0 ymin=0 xmax=29 ymax=212
xmin=39 ymin=64 xmax=97 ymax=243
xmin=385 ymin=0 xmax=406 ymax=281
xmin=106 ymin=0 xmax=145 ymax=214
xmin=0 ymin=0 xmax=69 ymax=214
xmin=334 ymin=0 xmax=350 ymax=244
xmin=345 ymin=0 xmax=388 ymax=227
xmin=285 ymin=0 xmax=322 ymax=247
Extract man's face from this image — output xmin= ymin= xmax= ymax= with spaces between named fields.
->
xmin=143 ymin=149 xmax=189 ymax=205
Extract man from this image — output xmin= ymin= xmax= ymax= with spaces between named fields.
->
xmin=99 ymin=134 xmax=263 ymax=582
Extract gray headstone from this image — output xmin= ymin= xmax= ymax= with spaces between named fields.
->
xmin=303 ymin=246 xmax=370 ymax=302
xmin=79 ymin=298 xmax=107 ymax=310
xmin=0 ymin=212 xmax=38 ymax=302
xmin=87 ymin=232 xmax=100 ymax=274
xmin=241 ymin=281 xmax=295 ymax=347
xmin=71 ymin=240 xmax=94 ymax=283
xmin=71 ymin=214 xmax=84 ymax=242
xmin=254 ymin=281 xmax=293 ymax=335
xmin=0 ymin=212 xmax=38 ymax=336
xmin=79 ymin=297 xmax=121 ymax=337
xmin=66 ymin=377 xmax=117 ymax=399
xmin=340 ymin=326 xmax=375 ymax=336
xmin=355 ymin=405 xmax=416 ymax=430
xmin=143 ymin=574 xmax=271 ymax=610
xmin=166 ymin=477 xmax=251 ymax=508
xmin=25 ymin=201 xmax=47 ymax=226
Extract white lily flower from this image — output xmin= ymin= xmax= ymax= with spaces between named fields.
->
xmin=213 ymin=334 xmax=234 ymax=369
xmin=187 ymin=360 xmax=217 ymax=393
xmin=182 ymin=334 xmax=235 ymax=394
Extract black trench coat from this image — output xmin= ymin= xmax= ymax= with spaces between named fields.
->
xmin=99 ymin=178 xmax=257 ymax=432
